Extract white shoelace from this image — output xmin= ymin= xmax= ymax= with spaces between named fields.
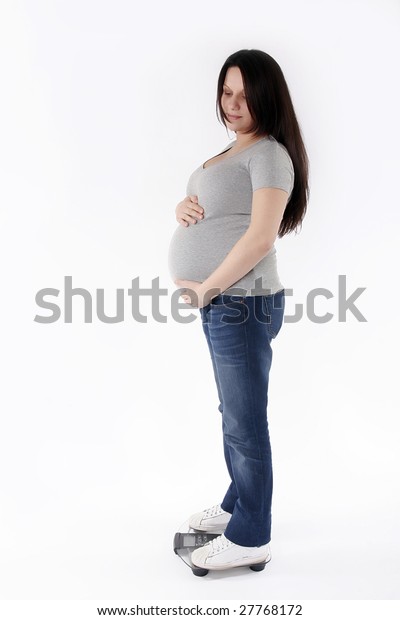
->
xmin=209 ymin=534 xmax=234 ymax=554
xmin=204 ymin=504 xmax=224 ymax=518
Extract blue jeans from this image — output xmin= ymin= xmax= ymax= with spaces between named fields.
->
xmin=199 ymin=289 xmax=285 ymax=547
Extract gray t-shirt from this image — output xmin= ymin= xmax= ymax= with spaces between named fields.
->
xmin=168 ymin=134 xmax=295 ymax=296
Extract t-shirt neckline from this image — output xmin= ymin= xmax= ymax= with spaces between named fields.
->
xmin=202 ymin=135 xmax=271 ymax=170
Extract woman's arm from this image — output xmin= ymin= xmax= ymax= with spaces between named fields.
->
xmin=196 ymin=187 xmax=289 ymax=305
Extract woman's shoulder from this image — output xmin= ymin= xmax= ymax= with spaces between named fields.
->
xmin=249 ymin=135 xmax=294 ymax=171
xmin=247 ymin=135 xmax=295 ymax=194
xmin=256 ymin=135 xmax=292 ymax=158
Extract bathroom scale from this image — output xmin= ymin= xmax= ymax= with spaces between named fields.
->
xmin=173 ymin=519 xmax=270 ymax=577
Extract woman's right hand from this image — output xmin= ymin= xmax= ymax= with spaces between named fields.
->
xmin=175 ymin=195 xmax=204 ymax=227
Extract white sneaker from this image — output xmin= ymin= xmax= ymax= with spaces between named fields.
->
xmin=191 ymin=533 xmax=271 ymax=571
xmin=189 ymin=503 xmax=232 ymax=533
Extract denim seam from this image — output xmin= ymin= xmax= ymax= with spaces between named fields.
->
xmin=202 ymin=317 xmax=238 ymax=513
xmin=262 ymin=295 xmax=275 ymax=338
xmin=243 ymin=302 xmax=265 ymax=547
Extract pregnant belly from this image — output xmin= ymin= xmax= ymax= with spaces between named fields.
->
xmin=168 ymin=218 xmax=247 ymax=283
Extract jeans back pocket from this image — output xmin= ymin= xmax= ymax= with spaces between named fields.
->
xmin=262 ymin=289 xmax=285 ymax=339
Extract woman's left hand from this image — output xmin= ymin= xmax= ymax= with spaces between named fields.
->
xmin=174 ymin=279 xmax=209 ymax=309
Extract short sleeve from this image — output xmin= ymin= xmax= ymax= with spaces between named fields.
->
xmin=248 ymin=142 xmax=295 ymax=197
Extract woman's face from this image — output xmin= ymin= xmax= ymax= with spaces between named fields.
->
xmin=221 ymin=66 xmax=254 ymax=134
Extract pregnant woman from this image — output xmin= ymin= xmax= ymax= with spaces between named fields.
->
xmin=168 ymin=49 xmax=309 ymax=571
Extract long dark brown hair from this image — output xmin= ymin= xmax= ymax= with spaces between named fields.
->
xmin=216 ymin=49 xmax=310 ymax=237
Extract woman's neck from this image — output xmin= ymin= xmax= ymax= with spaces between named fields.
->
xmin=234 ymin=132 xmax=268 ymax=149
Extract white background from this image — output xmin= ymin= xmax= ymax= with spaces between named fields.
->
xmin=0 ymin=0 xmax=399 ymax=603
